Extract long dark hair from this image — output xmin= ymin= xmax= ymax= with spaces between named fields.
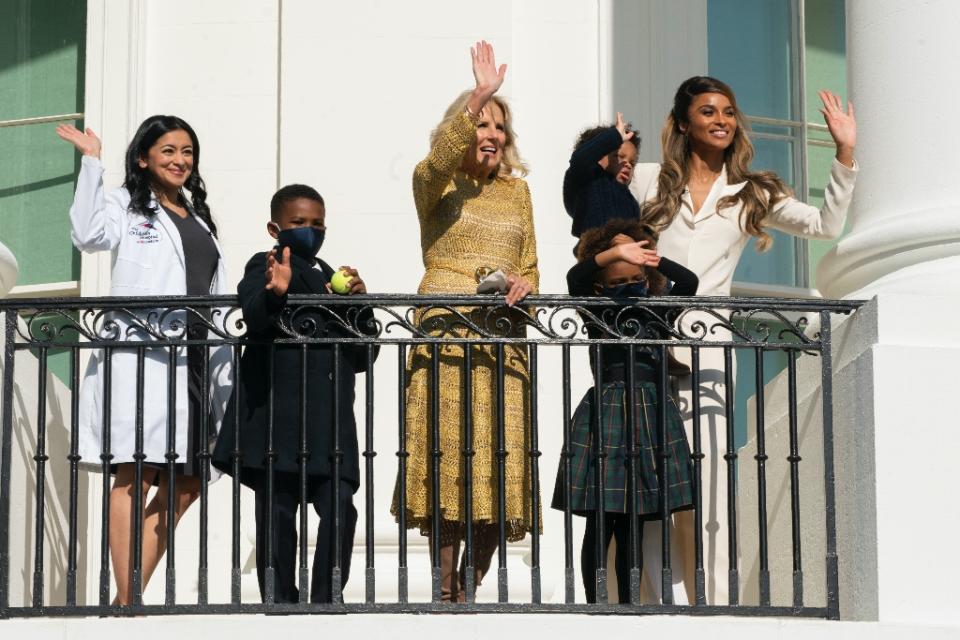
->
xmin=640 ymin=76 xmax=790 ymax=251
xmin=123 ymin=115 xmax=217 ymax=237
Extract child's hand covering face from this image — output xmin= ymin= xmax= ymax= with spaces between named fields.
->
xmin=614 ymin=239 xmax=661 ymax=268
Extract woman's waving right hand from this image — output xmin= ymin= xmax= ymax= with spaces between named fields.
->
xmin=467 ymin=40 xmax=507 ymax=116
xmin=471 ymin=40 xmax=506 ymax=95
xmin=55 ymin=125 xmax=101 ymax=158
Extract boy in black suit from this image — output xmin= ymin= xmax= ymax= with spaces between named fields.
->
xmin=212 ymin=184 xmax=375 ymax=603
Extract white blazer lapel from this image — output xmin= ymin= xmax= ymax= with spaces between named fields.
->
xmin=678 ymin=189 xmax=696 ymax=226
xmin=694 ymin=166 xmax=747 ymax=224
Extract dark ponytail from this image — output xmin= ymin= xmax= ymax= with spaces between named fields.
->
xmin=123 ymin=115 xmax=218 ymax=237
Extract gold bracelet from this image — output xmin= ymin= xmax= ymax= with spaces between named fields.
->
xmin=464 ymin=105 xmax=481 ymax=123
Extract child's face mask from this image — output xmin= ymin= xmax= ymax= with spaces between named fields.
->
xmin=269 ymin=196 xmax=327 ymax=260
xmin=597 ymin=280 xmax=649 ymax=298
xmin=272 ymin=224 xmax=325 ymax=260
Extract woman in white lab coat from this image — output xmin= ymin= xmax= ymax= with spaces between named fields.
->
xmin=632 ymin=76 xmax=857 ymax=605
xmin=57 ymin=116 xmax=232 ymax=605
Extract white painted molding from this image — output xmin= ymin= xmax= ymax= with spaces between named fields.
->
xmin=730 ymin=280 xmax=822 ymax=299
xmin=7 ymin=281 xmax=80 ymax=298
xmin=0 ymin=241 xmax=19 ymax=297
xmin=817 ymin=205 xmax=960 ymax=298
xmin=596 ymin=0 xmax=614 ymax=120
xmin=79 ymin=0 xmax=148 ymax=299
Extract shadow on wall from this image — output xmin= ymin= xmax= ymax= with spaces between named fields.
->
xmin=3 ymin=328 xmax=91 ymax=607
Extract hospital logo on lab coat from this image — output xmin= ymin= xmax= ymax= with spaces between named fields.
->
xmin=129 ymin=221 xmax=161 ymax=244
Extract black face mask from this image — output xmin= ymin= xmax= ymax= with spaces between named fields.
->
xmin=598 ymin=281 xmax=650 ymax=298
xmin=275 ymin=226 xmax=325 ymax=260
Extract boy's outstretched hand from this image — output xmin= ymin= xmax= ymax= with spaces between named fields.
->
xmin=265 ymin=247 xmax=293 ymax=297
xmin=326 ymin=266 xmax=366 ymax=295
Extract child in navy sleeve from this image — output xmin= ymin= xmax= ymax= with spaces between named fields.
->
xmin=212 ymin=184 xmax=377 ymax=603
xmin=564 ymin=112 xmax=641 ymax=247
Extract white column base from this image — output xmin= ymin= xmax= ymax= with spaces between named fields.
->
xmin=740 ymin=293 xmax=960 ymax=623
xmin=816 ymin=205 xmax=960 ymax=299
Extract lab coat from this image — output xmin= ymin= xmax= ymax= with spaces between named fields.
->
xmin=71 ymin=156 xmax=233 ymax=470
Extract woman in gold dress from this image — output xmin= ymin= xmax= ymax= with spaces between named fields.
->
xmin=392 ymin=41 xmax=539 ymax=601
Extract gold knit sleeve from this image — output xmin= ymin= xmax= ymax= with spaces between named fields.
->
xmin=412 ymin=109 xmax=476 ymax=218
xmin=517 ymin=180 xmax=540 ymax=293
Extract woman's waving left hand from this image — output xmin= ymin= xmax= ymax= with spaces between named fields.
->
xmin=818 ymin=90 xmax=856 ymax=167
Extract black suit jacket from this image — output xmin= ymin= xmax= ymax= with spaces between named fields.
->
xmin=212 ymin=251 xmax=378 ymax=490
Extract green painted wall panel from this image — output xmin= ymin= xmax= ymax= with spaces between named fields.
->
xmin=1 ymin=0 xmax=87 ymax=385
xmin=0 ymin=123 xmax=82 ymax=285
xmin=0 ymin=0 xmax=86 ymax=288
xmin=0 ymin=0 xmax=86 ymax=121
xmin=804 ymin=0 xmax=847 ymax=288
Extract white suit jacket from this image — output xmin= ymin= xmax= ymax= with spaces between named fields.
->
xmin=631 ymin=158 xmax=859 ymax=296
xmin=70 ymin=156 xmax=233 ymax=468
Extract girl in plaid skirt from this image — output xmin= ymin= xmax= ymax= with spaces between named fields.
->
xmin=551 ymin=219 xmax=698 ymax=603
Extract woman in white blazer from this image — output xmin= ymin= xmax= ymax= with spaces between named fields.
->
xmin=57 ymin=116 xmax=232 ymax=605
xmin=631 ymin=76 xmax=857 ymax=605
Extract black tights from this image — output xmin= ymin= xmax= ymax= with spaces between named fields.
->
xmin=581 ymin=512 xmax=645 ymax=603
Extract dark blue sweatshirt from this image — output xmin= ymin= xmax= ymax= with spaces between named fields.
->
xmin=563 ymin=126 xmax=642 ymax=238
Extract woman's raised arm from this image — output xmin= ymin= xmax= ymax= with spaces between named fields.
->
xmin=412 ymin=41 xmax=508 ymax=216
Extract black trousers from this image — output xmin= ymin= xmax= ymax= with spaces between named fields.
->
xmin=581 ymin=512 xmax=645 ymax=603
xmin=253 ymin=472 xmax=357 ymax=603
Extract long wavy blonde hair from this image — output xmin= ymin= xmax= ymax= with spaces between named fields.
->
xmin=640 ymin=76 xmax=791 ymax=252
xmin=431 ymin=89 xmax=529 ymax=179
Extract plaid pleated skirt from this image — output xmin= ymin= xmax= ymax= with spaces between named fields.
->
xmin=551 ymin=378 xmax=694 ymax=518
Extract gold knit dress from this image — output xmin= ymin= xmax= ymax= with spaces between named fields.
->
xmin=391 ymin=109 xmax=540 ymax=543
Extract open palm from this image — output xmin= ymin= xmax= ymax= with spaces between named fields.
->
xmin=818 ymin=90 xmax=856 ymax=150
xmin=55 ymin=124 xmax=101 ymax=158
xmin=471 ymin=40 xmax=506 ymax=96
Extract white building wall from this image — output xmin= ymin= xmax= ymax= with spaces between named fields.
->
xmin=8 ymin=0 xmax=960 ymax=635
xmin=11 ymin=0 xmax=720 ymax=610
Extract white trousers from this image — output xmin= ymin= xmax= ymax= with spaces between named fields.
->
xmin=641 ymin=343 xmax=734 ymax=605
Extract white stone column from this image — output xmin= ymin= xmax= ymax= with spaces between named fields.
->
xmin=813 ymin=0 xmax=960 ymax=627
xmin=816 ymin=0 xmax=960 ymax=299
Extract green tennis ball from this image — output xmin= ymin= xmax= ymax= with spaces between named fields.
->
xmin=330 ymin=269 xmax=354 ymax=295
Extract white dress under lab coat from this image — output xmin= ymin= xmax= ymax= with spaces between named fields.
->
xmin=71 ymin=155 xmax=233 ymax=471
xmin=629 ymin=158 xmax=859 ymax=604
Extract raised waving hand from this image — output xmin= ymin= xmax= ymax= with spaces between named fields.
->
xmin=615 ymin=112 xmax=635 ymax=143
xmin=818 ymin=90 xmax=856 ymax=168
xmin=265 ymin=247 xmax=293 ymax=297
xmin=466 ymin=40 xmax=507 ymax=117
xmin=55 ymin=124 xmax=102 ymax=158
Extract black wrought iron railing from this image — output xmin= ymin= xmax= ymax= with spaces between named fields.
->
xmin=0 ymin=294 xmax=862 ymax=618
